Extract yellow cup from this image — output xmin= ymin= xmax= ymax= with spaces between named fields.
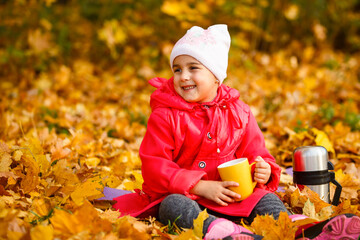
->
xmin=217 ymin=158 xmax=257 ymax=201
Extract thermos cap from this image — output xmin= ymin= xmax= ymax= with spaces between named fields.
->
xmin=293 ymin=146 xmax=329 ymax=172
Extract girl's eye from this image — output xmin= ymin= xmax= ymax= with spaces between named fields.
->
xmin=174 ymin=68 xmax=181 ymax=73
xmin=190 ymin=66 xmax=200 ymax=70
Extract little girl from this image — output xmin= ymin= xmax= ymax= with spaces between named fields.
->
xmin=113 ymin=24 xmax=287 ymax=239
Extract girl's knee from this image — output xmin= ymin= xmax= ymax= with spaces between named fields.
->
xmin=253 ymin=193 xmax=288 ymax=219
xmin=159 ymin=194 xmax=201 ymax=228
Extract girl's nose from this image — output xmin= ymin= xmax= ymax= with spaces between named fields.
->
xmin=180 ymin=71 xmax=190 ymax=81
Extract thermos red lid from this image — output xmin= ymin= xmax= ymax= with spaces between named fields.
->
xmin=293 ymin=146 xmax=329 ymax=172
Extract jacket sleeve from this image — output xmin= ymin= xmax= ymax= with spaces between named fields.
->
xmin=235 ymin=110 xmax=281 ymax=192
xmin=140 ymin=109 xmax=207 ymax=200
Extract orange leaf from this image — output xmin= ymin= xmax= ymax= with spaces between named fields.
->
xmin=250 ymin=212 xmax=297 ymax=239
xmin=50 ymin=139 xmax=71 ymax=161
xmin=50 ymin=201 xmax=112 ymax=238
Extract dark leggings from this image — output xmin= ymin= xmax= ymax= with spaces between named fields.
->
xmin=158 ymin=193 xmax=290 ymax=235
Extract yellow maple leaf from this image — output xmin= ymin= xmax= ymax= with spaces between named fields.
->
xmin=70 ymin=177 xmax=104 ymax=206
xmin=30 ymin=224 xmax=53 ymax=240
xmin=311 ymin=128 xmax=335 ymax=156
xmin=31 ymin=198 xmax=52 ymax=217
xmin=52 ymin=159 xmax=80 ymax=186
xmin=20 ymin=154 xmax=40 ymax=194
xmin=22 ymin=137 xmax=51 ymax=175
xmin=193 ymin=209 xmax=208 ymax=239
xmin=289 ymin=187 xmax=308 ymax=208
xmin=50 ymin=208 xmax=82 ymax=237
xmin=99 ymin=209 xmax=121 ymax=222
xmin=123 ymin=170 xmax=144 ymax=191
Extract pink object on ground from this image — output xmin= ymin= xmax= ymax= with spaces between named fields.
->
xmin=204 ymin=218 xmax=253 ymax=240
xmin=312 ymin=214 xmax=360 ymax=240
xmin=289 ymin=214 xmax=309 ymax=222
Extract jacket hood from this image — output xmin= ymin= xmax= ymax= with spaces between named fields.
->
xmin=148 ymin=77 xmax=240 ymax=111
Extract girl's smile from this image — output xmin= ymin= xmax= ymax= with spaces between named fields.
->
xmin=172 ymin=55 xmax=219 ymax=103
xmin=182 ymin=85 xmax=196 ymax=90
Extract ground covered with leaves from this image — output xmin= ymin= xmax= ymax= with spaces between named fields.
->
xmin=1 ymin=1 xmax=360 ymax=239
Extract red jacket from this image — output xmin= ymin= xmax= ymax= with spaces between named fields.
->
xmin=113 ymin=77 xmax=281 ymax=218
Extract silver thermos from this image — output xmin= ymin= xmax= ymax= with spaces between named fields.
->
xmin=293 ymin=146 xmax=342 ymax=206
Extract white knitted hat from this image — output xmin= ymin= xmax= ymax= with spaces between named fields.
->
xmin=170 ymin=24 xmax=231 ymax=84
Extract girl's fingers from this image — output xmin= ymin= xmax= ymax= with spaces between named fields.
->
xmin=256 ymin=161 xmax=269 ymax=169
xmin=254 ymin=174 xmax=267 ymax=183
xmin=219 ymin=194 xmax=234 ymax=204
xmin=255 ymin=172 xmax=266 ymax=178
xmin=222 ymin=181 xmax=239 ymax=187
xmin=220 ymin=182 xmax=241 ymax=199
xmin=223 ymin=189 xmax=241 ymax=200
xmin=215 ymin=197 xmax=228 ymax=206
xmin=255 ymin=167 xmax=269 ymax=174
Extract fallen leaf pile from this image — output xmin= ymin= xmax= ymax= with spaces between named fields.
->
xmin=1 ymin=1 xmax=360 ymax=239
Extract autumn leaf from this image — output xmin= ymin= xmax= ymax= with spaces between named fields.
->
xmin=333 ymin=169 xmax=360 ymax=199
xmin=250 ymin=212 xmax=297 ymax=239
xmin=123 ymin=170 xmax=144 ymax=191
xmin=19 ymin=152 xmax=40 ymax=194
xmin=50 ymin=139 xmax=71 ymax=161
xmin=332 ymin=199 xmax=360 ymax=216
xmin=311 ymin=128 xmax=335 ymax=156
xmin=70 ymin=177 xmax=104 ymax=206
xmin=116 ymin=216 xmax=151 ymax=239
xmin=30 ymin=198 xmax=52 ymax=217
xmin=0 ymin=152 xmax=12 ymax=172
xmin=30 ymin=224 xmax=53 ymax=240
xmin=50 ymin=201 xmax=112 ymax=237
xmin=193 ymin=209 xmax=208 ymax=239
xmin=0 ymin=141 xmax=10 ymax=154
xmin=27 ymin=29 xmax=52 ymax=54
xmin=302 ymin=199 xmax=333 ymax=221
xmin=287 ymin=186 xmax=332 ymax=212
xmin=52 ymin=159 xmax=79 ymax=186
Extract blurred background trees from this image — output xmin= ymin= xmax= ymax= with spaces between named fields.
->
xmin=1 ymin=0 xmax=360 ymax=78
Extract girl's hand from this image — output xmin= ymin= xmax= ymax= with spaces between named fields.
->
xmin=254 ymin=156 xmax=271 ymax=184
xmin=190 ymin=180 xmax=241 ymax=206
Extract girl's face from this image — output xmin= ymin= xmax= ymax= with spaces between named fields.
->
xmin=172 ymin=55 xmax=219 ymax=103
